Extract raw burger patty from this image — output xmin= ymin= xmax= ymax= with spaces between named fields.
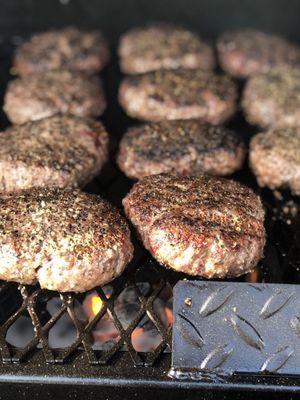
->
xmin=123 ymin=174 xmax=265 ymax=279
xmin=242 ymin=67 xmax=300 ymax=129
xmin=13 ymin=27 xmax=110 ymax=76
xmin=0 ymin=188 xmax=133 ymax=292
xmin=217 ymin=29 xmax=300 ymax=78
xmin=4 ymin=70 xmax=106 ymax=124
xmin=0 ymin=114 xmax=108 ymax=192
xmin=119 ymin=69 xmax=237 ymax=123
xmin=117 ymin=120 xmax=245 ymax=179
xmin=250 ymin=128 xmax=300 ymax=195
xmin=118 ymin=23 xmax=215 ymax=74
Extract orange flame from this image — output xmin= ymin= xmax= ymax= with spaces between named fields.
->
xmin=91 ymin=295 xmax=103 ymax=316
xmin=83 ymin=292 xmax=110 ymax=319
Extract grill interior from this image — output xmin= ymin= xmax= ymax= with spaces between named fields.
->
xmin=1 ymin=3 xmax=300 ymax=397
xmin=0 ymin=34 xmax=299 ymax=369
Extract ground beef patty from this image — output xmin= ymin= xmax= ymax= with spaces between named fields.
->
xmin=217 ymin=29 xmax=300 ymax=78
xmin=242 ymin=67 xmax=300 ymax=129
xmin=123 ymin=174 xmax=265 ymax=279
xmin=250 ymin=128 xmax=300 ymax=195
xmin=0 ymin=114 xmax=108 ymax=192
xmin=119 ymin=69 xmax=237 ymax=123
xmin=13 ymin=27 xmax=110 ymax=76
xmin=4 ymin=70 xmax=106 ymax=124
xmin=0 ymin=188 xmax=133 ymax=292
xmin=118 ymin=23 xmax=215 ymax=74
xmin=117 ymin=120 xmax=245 ymax=179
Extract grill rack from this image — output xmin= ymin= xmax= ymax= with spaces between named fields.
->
xmin=0 ymin=34 xmax=300 ymax=399
xmin=0 ymin=256 xmax=176 ymax=366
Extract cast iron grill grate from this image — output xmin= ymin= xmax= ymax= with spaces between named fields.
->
xmin=0 ymin=35 xmax=299 ymax=371
xmin=0 ymin=259 xmax=175 ymax=366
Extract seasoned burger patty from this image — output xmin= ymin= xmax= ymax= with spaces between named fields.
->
xmin=0 ymin=114 xmax=108 ymax=192
xmin=4 ymin=70 xmax=106 ymax=124
xmin=123 ymin=174 xmax=265 ymax=278
xmin=217 ymin=29 xmax=300 ymax=78
xmin=117 ymin=120 xmax=245 ymax=179
xmin=0 ymin=188 xmax=133 ymax=292
xmin=250 ymin=128 xmax=300 ymax=195
xmin=13 ymin=27 xmax=110 ymax=76
xmin=118 ymin=23 xmax=215 ymax=74
xmin=119 ymin=69 xmax=237 ymax=123
xmin=242 ymin=67 xmax=300 ymax=129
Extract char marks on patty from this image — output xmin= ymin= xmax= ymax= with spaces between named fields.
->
xmin=0 ymin=114 xmax=108 ymax=192
xmin=117 ymin=120 xmax=245 ymax=179
xmin=119 ymin=69 xmax=237 ymax=123
xmin=123 ymin=174 xmax=265 ymax=279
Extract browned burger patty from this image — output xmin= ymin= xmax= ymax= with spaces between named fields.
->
xmin=0 ymin=188 xmax=133 ymax=292
xmin=0 ymin=114 xmax=108 ymax=192
xmin=4 ymin=70 xmax=106 ymax=124
xmin=217 ymin=29 xmax=300 ymax=78
xmin=242 ymin=67 xmax=300 ymax=129
xmin=123 ymin=174 xmax=265 ymax=279
xmin=250 ymin=128 xmax=300 ymax=195
xmin=118 ymin=23 xmax=215 ymax=74
xmin=119 ymin=69 xmax=237 ymax=123
xmin=13 ymin=27 xmax=110 ymax=76
xmin=117 ymin=120 xmax=245 ymax=179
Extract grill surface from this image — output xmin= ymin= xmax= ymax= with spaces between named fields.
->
xmin=0 ymin=32 xmax=300 ymax=399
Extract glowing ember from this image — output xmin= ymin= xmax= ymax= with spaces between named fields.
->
xmin=131 ymin=326 xmax=160 ymax=352
xmin=246 ymin=268 xmax=260 ymax=283
xmin=81 ymin=284 xmax=173 ymax=352
xmin=131 ymin=327 xmax=144 ymax=342
xmin=164 ymin=307 xmax=173 ymax=326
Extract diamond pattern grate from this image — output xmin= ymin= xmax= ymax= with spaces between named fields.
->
xmin=0 ymin=258 xmax=177 ymax=366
